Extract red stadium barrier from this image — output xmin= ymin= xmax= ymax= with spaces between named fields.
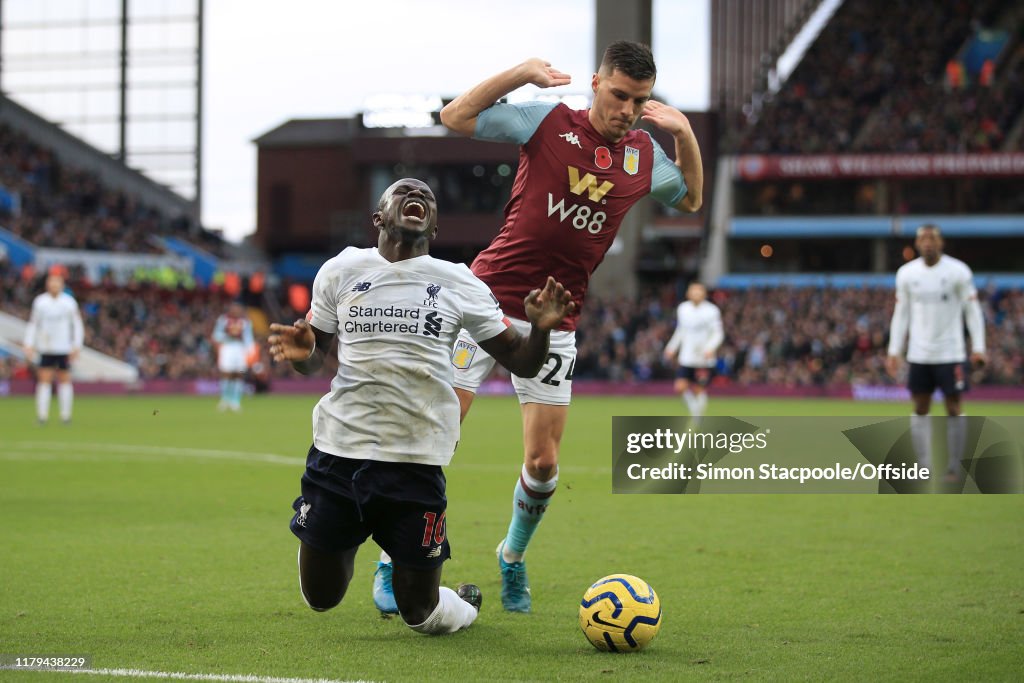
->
xmin=3 ymin=379 xmax=1023 ymax=401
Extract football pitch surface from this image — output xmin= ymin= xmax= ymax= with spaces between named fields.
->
xmin=1 ymin=394 xmax=1022 ymax=682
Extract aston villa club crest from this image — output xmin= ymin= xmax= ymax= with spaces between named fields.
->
xmin=624 ymin=146 xmax=640 ymax=175
xmin=452 ymin=340 xmax=477 ymax=369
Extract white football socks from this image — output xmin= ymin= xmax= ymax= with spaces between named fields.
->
xmin=58 ymin=382 xmax=73 ymax=421
xmin=947 ymin=415 xmax=967 ymax=474
xmin=408 ymin=586 xmax=478 ymax=635
xmin=910 ymin=414 xmax=932 ymax=470
xmin=35 ymin=382 xmax=52 ymax=421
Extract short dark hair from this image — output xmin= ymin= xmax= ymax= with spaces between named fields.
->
xmin=916 ymin=223 xmax=943 ymax=238
xmin=600 ymin=41 xmax=656 ymax=81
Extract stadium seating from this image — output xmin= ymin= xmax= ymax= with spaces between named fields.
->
xmin=737 ymin=0 xmax=1021 ymax=154
xmin=0 ymin=122 xmax=223 ymax=256
xmin=575 ymin=284 xmax=1022 ymax=387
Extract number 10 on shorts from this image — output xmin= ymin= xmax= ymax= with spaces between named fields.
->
xmin=422 ymin=511 xmax=446 ymax=546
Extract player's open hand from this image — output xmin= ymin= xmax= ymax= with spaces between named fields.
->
xmin=884 ymin=355 xmax=902 ymax=378
xmin=521 ymin=58 xmax=572 ymax=89
xmin=641 ymin=100 xmax=692 ymax=137
xmin=268 ymin=319 xmax=316 ymax=363
xmin=524 ymin=276 xmax=575 ymax=331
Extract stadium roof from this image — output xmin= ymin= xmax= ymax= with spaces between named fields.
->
xmin=253 ymin=118 xmax=359 ymax=147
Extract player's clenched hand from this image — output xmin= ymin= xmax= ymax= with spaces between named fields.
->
xmin=520 ymin=58 xmax=572 ymax=89
xmin=885 ymin=355 xmax=902 ymax=378
xmin=641 ymin=100 xmax=692 ymax=137
xmin=524 ymin=276 xmax=576 ymax=331
xmin=268 ymin=320 xmax=316 ymax=363
xmin=970 ymin=352 xmax=987 ymax=369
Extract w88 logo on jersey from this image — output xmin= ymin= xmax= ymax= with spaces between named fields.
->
xmin=547 ymin=193 xmax=608 ymax=234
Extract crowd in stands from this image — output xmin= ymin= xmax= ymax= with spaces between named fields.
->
xmin=4 ymin=259 xmax=1020 ymax=389
xmin=573 ymin=283 xmax=1023 ymax=388
xmin=0 ymin=122 xmax=223 ymax=256
xmin=738 ymin=0 xmax=1022 ymax=154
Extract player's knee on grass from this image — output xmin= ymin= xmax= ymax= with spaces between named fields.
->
xmin=392 ymin=563 xmax=443 ymax=626
xmin=297 ymin=543 xmax=354 ymax=612
xmin=397 ymin=596 xmax=437 ymax=626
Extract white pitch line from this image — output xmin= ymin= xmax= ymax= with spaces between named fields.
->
xmin=55 ymin=668 xmax=374 ymax=683
xmin=11 ymin=441 xmax=305 ymax=466
xmin=2 ymin=441 xmax=611 ymax=475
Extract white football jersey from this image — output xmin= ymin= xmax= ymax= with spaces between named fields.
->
xmin=309 ymin=247 xmax=509 ymax=466
xmin=665 ymin=300 xmax=724 ymax=368
xmin=888 ymin=255 xmax=985 ymax=364
xmin=24 ymin=291 xmax=84 ymax=355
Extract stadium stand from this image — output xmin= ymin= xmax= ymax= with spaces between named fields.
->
xmin=2 ymin=2 xmax=1021 ymax=399
xmin=0 ymin=121 xmax=219 ymax=255
xmin=737 ymin=0 xmax=1022 ymax=154
xmin=575 ymin=283 xmax=1022 ymax=388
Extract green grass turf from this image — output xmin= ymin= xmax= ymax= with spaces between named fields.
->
xmin=1 ymin=394 xmax=1022 ymax=682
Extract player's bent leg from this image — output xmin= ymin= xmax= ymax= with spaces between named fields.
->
xmin=495 ymin=402 xmax=567 ymax=612
xmin=393 ymin=564 xmax=479 ymax=634
xmin=297 ymin=541 xmax=357 ymax=612
xmin=520 ymin=402 xmax=567 ymax=480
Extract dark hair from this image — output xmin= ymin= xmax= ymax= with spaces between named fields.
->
xmin=600 ymin=41 xmax=656 ymax=81
xmin=916 ymin=223 xmax=943 ymax=238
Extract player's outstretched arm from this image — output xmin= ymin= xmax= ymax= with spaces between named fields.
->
xmin=478 ymin=277 xmax=575 ymax=378
xmin=440 ymin=58 xmax=571 ymax=137
xmin=642 ymin=101 xmax=703 ymax=212
xmin=268 ymin=319 xmax=333 ymax=375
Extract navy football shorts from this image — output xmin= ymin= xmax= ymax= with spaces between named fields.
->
xmin=38 ymin=354 xmax=70 ymax=370
xmin=289 ymin=445 xmax=451 ymax=569
xmin=908 ymin=362 xmax=968 ymax=397
xmin=676 ymin=365 xmax=714 ymax=387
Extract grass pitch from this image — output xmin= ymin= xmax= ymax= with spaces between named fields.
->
xmin=1 ymin=394 xmax=1022 ymax=682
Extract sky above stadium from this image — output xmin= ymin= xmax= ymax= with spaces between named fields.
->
xmin=204 ymin=0 xmax=709 ymax=243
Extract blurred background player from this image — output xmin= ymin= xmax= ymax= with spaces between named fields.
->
xmin=434 ymin=40 xmax=702 ymax=613
xmin=663 ymin=282 xmax=723 ymax=422
xmin=886 ymin=224 xmax=987 ymax=482
xmin=22 ymin=273 xmax=84 ymax=425
xmin=267 ymin=178 xmax=574 ymax=634
xmin=212 ymin=302 xmax=254 ymax=412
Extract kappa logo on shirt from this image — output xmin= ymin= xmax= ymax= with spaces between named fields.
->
xmin=559 ymin=131 xmax=582 ymax=148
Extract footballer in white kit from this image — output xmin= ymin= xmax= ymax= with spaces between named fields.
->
xmin=23 ymin=273 xmax=84 ymax=424
xmin=267 ymin=178 xmax=574 ymax=636
xmin=887 ymin=225 xmax=986 ymax=481
xmin=306 ymin=245 xmax=509 ymax=466
xmin=664 ymin=282 xmax=723 ymax=419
